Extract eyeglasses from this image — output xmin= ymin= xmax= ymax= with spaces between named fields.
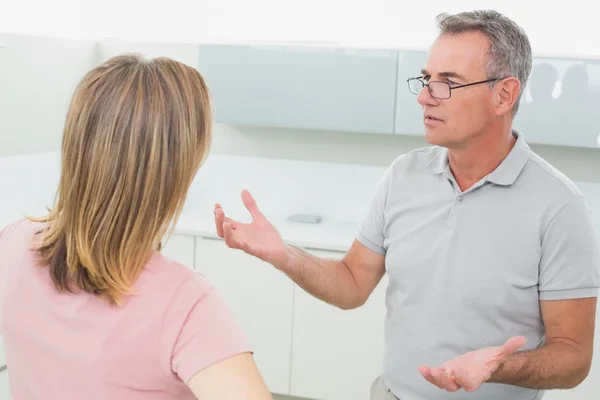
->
xmin=407 ymin=76 xmax=506 ymax=99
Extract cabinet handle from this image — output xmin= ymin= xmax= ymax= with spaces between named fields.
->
xmin=0 ymin=365 xmax=6 ymax=372
xmin=201 ymin=235 xmax=224 ymax=241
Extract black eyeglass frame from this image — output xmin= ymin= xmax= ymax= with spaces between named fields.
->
xmin=406 ymin=76 xmax=507 ymax=99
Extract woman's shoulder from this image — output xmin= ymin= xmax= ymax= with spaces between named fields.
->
xmin=134 ymin=251 xmax=216 ymax=304
xmin=0 ymin=217 xmax=42 ymax=245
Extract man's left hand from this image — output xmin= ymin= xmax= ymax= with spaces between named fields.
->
xmin=417 ymin=336 xmax=527 ymax=392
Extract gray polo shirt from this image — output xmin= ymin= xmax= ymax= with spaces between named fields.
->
xmin=357 ymin=130 xmax=600 ymax=400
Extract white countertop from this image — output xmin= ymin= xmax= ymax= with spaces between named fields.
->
xmin=0 ymin=151 xmax=364 ymax=252
xmin=0 ymin=209 xmax=357 ymax=253
xmin=175 ymin=212 xmax=357 ymax=252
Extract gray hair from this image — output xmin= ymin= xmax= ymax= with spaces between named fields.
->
xmin=436 ymin=10 xmax=532 ymax=115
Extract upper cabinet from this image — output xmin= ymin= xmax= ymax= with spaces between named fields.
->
xmin=394 ymin=50 xmax=428 ymax=137
xmin=198 ymin=44 xmax=398 ymax=134
xmin=197 ymin=42 xmax=600 ymax=149
xmin=513 ymin=57 xmax=600 ymax=148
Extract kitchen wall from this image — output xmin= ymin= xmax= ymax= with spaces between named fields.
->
xmin=0 ymin=34 xmax=98 ymax=156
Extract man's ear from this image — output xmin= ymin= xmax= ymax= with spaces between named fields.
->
xmin=495 ymin=78 xmax=521 ymax=117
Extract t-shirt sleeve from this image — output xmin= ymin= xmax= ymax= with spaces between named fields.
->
xmin=0 ymin=227 xmax=8 ymax=242
xmin=0 ymin=220 xmax=25 ymax=334
xmin=0 ymin=224 xmax=9 ymax=334
xmin=356 ymin=158 xmax=398 ymax=255
xmin=539 ymin=194 xmax=600 ymax=300
xmin=0 ymin=222 xmax=15 ymax=242
xmin=164 ymin=273 xmax=253 ymax=384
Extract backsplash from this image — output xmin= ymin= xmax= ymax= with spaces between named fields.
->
xmin=184 ymin=153 xmax=387 ymax=224
xmin=0 ymin=151 xmax=386 ymax=227
xmin=2 ymin=151 xmax=600 ymax=239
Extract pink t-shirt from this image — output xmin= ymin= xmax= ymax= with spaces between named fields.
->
xmin=0 ymin=219 xmax=252 ymax=399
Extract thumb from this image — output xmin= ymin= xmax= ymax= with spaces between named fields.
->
xmin=489 ymin=336 xmax=527 ymax=365
xmin=501 ymin=336 xmax=527 ymax=355
xmin=241 ymin=189 xmax=264 ymax=220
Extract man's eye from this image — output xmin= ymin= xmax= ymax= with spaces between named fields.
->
xmin=447 ymin=79 xmax=458 ymax=86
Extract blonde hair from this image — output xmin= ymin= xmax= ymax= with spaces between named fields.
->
xmin=29 ymin=53 xmax=212 ymax=306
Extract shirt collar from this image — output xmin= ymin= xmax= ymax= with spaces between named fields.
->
xmin=425 ymin=129 xmax=530 ymax=186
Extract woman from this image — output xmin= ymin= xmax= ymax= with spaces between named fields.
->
xmin=0 ymin=54 xmax=272 ymax=399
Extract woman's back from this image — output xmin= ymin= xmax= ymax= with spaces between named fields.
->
xmin=0 ymin=53 xmax=272 ymax=399
xmin=0 ymin=219 xmax=251 ymax=399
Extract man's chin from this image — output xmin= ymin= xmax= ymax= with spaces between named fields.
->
xmin=424 ymin=130 xmax=448 ymax=147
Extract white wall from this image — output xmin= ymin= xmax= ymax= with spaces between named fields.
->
xmin=0 ymin=34 xmax=97 ymax=156
xmin=208 ymin=124 xmax=600 ymax=183
xmin=97 ymin=38 xmax=199 ymax=69
xmin=86 ymin=0 xmax=600 ymax=58
xmin=3 ymin=1 xmax=600 ymax=57
xmin=1 ymin=0 xmax=91 ymax=38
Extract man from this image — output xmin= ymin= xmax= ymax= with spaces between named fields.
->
xmin=213 ymin=10 xmax=600 ymax=400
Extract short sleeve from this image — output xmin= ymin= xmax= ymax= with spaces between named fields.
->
xmin=356 ymin=158 xmax=398 ymax=255
xmin=0 ymin=223 xmax=14 ymax=242
xmin=539 ymin=194 xmax=600 ymax=300
xmin=0 ymin=224 xmax=9 ymax=334
xmin=163 ymin=274 xmax=252 ymax=383
xmin=0 ymin=220 xmax=26 ymax=334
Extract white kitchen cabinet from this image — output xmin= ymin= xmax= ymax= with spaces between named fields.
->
xmin=290 ymin=248 xmax=387 ymax=400
xmin=194 ymin=236 xmax=294 ymax=395
xmin=198 ymin=44 xmax=398 ymax=135
xmin=0 ymin=336 xmax=4 ymax=368
xmin=0 ymin=336 xmax=6 ymax=400
xmin=0 ymin=367 xmax=9 ymax=400
xmin=160 ymin=234 xmax=195 ymax=270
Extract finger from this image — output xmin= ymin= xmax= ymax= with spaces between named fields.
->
xmin=215 ymin=206 xmax=239 ymax=238
xmin=417 ymin=365 xmax=431 ymax=376
xmin=222 ymin=222 xmax=243 ymax=250
xmin=214 ymin=204 xmax=224 ymax=237
xmin=453 ymin=371 xmax=482 ymax=393
xmin=431 ymin=367 xmax=461 ymax=392
xmin=501 ymin=336 xmax=527 ymax=355
xmin=222 ymin=221 xmax=256 ymax=256
xmin=418 ymin=366 xmax=445 ymax=390
xmin=241 ymin=190 xmax=264 ymax=221
xmin=215 ymin=207 xmax=238 ymax=226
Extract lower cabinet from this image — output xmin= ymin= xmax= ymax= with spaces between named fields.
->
xmin=0 ymin=336 xmax=7 ymax=400
xmin=0 ymin=368 xmax=9 ymax=400
xmin=191 ymin=237 xmax=387 ymax=399
xmin=289 ymin=248 xmax=387 ymax=400
xmin=194 ymin=236 xmax=295 ymax=395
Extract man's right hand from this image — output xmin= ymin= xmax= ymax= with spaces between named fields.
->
xmin=214 ymin=190 xmax=289 ymax=268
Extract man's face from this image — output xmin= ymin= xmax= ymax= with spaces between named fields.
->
xmin=417 ymin=31 xmax=498 ymax=149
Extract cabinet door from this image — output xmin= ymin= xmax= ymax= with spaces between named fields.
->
xmin=198 ymin=44 xmax=398 ymax=134
xmin=0 ymin=336 xmax=6 ymax=399
xmin=394 ymin=49 xmax=428 ymax=137
xmin=0 ymin=336 xmax=5 ymax=367
xmin=512 ymin=58 xmax=600 ymax=149
xmin=290 ymin=248 xmax=387 ymax=400
xmin=160 ymin=234 xmax=195 ymax=270
xmin=194 ymin=237 xmax=294 ymax=395
xmin=0 ymin=367 xmax=9 ymax=400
